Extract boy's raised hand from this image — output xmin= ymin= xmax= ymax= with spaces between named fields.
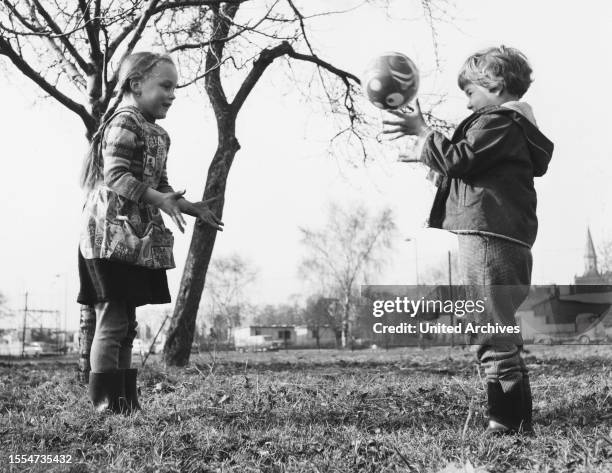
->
xmin=382 ymin=99 xmax=428 ymax=139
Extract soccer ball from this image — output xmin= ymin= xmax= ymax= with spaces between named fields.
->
xmin=363 ymin=52 xmax=419 ymax=110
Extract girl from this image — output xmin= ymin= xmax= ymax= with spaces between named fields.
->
xmin=78 ymin=52 xmax=223 ymax=414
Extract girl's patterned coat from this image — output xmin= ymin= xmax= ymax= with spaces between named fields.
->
xmin=80 ymin=106 xmax=175 ymax=269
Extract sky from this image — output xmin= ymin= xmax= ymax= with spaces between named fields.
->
xmin=1 ymin=0 xmax=611 ymax=330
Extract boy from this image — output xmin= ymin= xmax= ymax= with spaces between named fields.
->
xmin=383 ymin=46 xmax=554 ymax=435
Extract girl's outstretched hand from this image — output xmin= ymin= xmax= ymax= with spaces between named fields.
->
xmin=158 ymin=190 xmax=187 ymax=233
xmin=192 ymin=198 xmax=224 ymax=231
xmin=382 ymin=99 xmax=428 ymax=139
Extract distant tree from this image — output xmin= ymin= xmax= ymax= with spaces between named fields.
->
xmin=302 ymin=295 xmax=343 ymax=347
xmin=597 ymin=237 xmax=612 ymax=278
xmin=418 ymin=252 xmax=458 ymax=286
xmin=202 ymin=254 xmax=257 ymax=342
xmin=0 ymin=291 xmax=13 ymax=321
xmin=299 ymin=203 xmax=395 ymax=347
xmin=252 ymin=303 xmax=304 ymax=326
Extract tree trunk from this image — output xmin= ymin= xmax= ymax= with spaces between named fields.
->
xmin=163 ymin=127 xmax=240 ymax=366
xmin=225 ymin=318 xmax=233 ymax=344
xmin=341 ymin=296 xmax=350 ymax=348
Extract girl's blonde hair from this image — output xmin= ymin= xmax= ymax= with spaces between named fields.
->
xmin=457 ymin=45 xmax=533 ymax=98
xmin=80 ymin=52 xmax=175 ymax=191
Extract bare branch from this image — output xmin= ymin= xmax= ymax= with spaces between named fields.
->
xmin=286 ymin=0 xmax=314 ymax=55
xmin=2 ymin=0 xmax=38 ymax=32
xmin=204 ymin=2 xmax=240 ymax=113
xmin=106 ymin=21 xmax=138 ymax=59
xmin=0 ymin=36 xmax=95 ymax=132
xmin=29 ymin=0 xmax=91 ymax=74
xmin=78 ymin=0 xmax=102 ymax=62
xmin=0 ymin=18 xmax=92 ymax=40
xmin=152 ymin=0 xmax=249 ymax=14
xmin=168 ymin=1 xmax=275 ymax=53
xmin=285 ymin=49 xmax=360 ymax=85
xmin=106 ymin=0 xmax=251 ymax=58
xmin=232 ymin=40 xmax=360 ymax=114
xmin=421 ymin=0 xmax=440 ymax=70
xmin=176 ymin=54 xmax=233 ymax=88
xmin=102 ymin=0 xmax=163 ymax=114
xmin=231 ymin=40 xmax=288 ymax=113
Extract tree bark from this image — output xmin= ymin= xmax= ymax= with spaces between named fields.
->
xmin=341 ymin=295 xmax=351 ymax=348
xmin=163 ymin=124 xmax=240 ymax=366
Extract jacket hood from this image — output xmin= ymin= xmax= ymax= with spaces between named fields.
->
xmin=484 ymin=103 xmax=554 ymax=177
xmin=502 ymin=101 xmax=537 ymax=126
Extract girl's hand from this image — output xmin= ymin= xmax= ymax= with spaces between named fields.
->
xmin=192 ymin=200 xmax=224 ymax=231
xmin=158 ymin=190 xmax=187 ymax=233
xmin=382 ymin=99 xmax=428 ymax=139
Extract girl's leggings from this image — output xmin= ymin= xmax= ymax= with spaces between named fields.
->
xmin=457 ymin=233 xmax=532 ymax=392
xmin=90 ymin=300 xmax=138 ymax=373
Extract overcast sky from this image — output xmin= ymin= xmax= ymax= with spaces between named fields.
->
xmin=2 ymin=0 xmax=611 ymax=330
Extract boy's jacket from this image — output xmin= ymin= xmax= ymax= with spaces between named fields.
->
xmin=422 ymin=105 xmax=554 ymax=248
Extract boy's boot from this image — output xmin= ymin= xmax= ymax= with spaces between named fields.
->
xmin=88 ymin=370 xmax=128 ymax=414
xmin=124 ymin=368 xmax=141 ymax=412
xmin=520 ymin=374 xmax=533 ymax=432
xmin=485 ymin=379 xmax=534 ymax=436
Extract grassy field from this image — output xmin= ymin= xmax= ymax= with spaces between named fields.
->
xmin=1 ymin=345 xmax=611 ymax=472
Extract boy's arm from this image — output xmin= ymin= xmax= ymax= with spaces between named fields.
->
xmin=420 ymin=113 xmax=520 ymax=178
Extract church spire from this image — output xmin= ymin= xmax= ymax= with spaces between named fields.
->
xmin=584 ymin=227 xmax=598 ymax=275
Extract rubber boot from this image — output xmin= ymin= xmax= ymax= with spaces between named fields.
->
xmin=88 ymin=370 xmax=128 ymax=414
xmin=485 ymin=379 xmax=534 ymax=436
xmin=124 ymin=368 xmax=141 ymax=412
xmin=520 ymin=374 xmax=534 ymax=433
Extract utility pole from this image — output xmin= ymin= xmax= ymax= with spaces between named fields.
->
xmin=20 ymin=291 xmax=60 ymax=357
xmin=404 ymin=237 xmax=419 ymax=286
xmin=21 ymin=292 xmax=28 ymax=357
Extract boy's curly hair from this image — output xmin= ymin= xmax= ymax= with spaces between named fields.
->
xmin=458 ymin=46 xmax=533 ymax=98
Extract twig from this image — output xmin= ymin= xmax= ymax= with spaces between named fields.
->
xmin=192 ymin=363 xmax=207 ymax=379
xmin=141 ymin=312 xmax=170 ymax=367
xmin=392 ymin=444 xmax=415 ymax=471
xmin=461 ymin=402 xmax=474 ymax=442
xmin=476 ymin=364 xmax=485 ymax=391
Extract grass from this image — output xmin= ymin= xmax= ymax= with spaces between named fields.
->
xmin=1 ymin=345 xmax=611 ymax=472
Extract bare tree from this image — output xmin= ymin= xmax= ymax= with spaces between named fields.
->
xmin=253 ymin=303 xmax=303 ymax=326
xmin=0 ymin=0 xmax=250 ymax=378
xmin=201 ymin=254 xmax=257 ymax=342
xmin=157 ymin=1 xmax=371 ymax=365
xmin=302 ymin=295 xmax=343 ymax=347
xmin=0 ymin=291 xmax=13 ymax=320
xmin=597 ymin=237 xmax=612 ymax=278
xmin=299 ymin=203 xmax=395 ymax=347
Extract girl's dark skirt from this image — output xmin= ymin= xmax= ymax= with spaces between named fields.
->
xmin=77 ymin=250 xmax=171 ymax=307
